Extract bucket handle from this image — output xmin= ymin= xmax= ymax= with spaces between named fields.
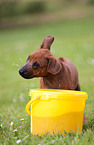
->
xmin=25 ymin=96 xmax=40 ymax=115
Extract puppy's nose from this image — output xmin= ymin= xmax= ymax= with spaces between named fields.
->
xmin=19 ymin=69 xmax=23 ymax=75
xmin=19 ymin=66 xmax=26 ymax=75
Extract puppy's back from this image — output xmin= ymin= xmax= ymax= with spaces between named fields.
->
xmin=58 ymin=57 xmax=79 ymax=89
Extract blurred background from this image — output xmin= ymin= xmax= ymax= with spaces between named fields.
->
xmin=0 ymin=0 xmax=94 ymax=28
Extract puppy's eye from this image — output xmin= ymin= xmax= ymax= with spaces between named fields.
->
xmin=33 ymin=61 xmax=40 ymax=69
xmin=26 ymin=56 xmax=30 ymax=62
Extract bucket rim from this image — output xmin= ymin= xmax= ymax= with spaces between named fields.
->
xmin=29 ymin=89 xmax=88 ymax=99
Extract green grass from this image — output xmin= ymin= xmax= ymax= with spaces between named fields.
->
xmin=0 ymin=16 xmax=94 ymax=144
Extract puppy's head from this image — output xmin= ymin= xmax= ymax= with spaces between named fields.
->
xmin=19 ymin=35 xmax=62 ymax=79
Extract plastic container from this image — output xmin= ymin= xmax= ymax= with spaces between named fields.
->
xmin=25 ymin=89 xmax=88 ymax=135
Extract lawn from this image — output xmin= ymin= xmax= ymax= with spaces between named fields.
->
xmin=0 ymin=16 xmax=94 ymax=144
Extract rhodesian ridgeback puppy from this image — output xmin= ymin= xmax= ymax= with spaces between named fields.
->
xmin=19 ymin=35 xmax=87 ymax=123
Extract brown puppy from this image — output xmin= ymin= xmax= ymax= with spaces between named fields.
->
xmin=19 ymin=35 xmax=87 ymax=123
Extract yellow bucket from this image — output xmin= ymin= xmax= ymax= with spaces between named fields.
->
xmin=25 ymin=89 xmax=88 ymax=135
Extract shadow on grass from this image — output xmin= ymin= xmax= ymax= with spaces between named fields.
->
xmin=83 ymin=117 xmax=94 ymax=132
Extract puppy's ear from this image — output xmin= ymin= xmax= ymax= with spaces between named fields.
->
xmin=40 ymin=35 xmax=54 ymax=50
xmin=47 ymin=56 xmax=62 ymax=75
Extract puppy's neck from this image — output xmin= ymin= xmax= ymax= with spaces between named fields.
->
xmin=42 ymin=72 xmax=63 ymax=89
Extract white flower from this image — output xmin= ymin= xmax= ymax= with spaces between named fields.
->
xmin=13 ymin=129 xmax=17 ymax=132
xmin=1 ymin=124 xmax=2 ymax=127
xmin=20 ymin=118 xmax=24 ymax=121
xmin=10 ymin=122 xmax=14 ymax=126
xmin=16 ymin=140 xmax=21 ymax=144
xmin=13 ymin=137 xmax=17 ymax=139
xmin=52 ymin=140 xmax=55 ymax=143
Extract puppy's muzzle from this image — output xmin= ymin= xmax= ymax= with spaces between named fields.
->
xmin=19 ymin=65 xmax=34 ymax=79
